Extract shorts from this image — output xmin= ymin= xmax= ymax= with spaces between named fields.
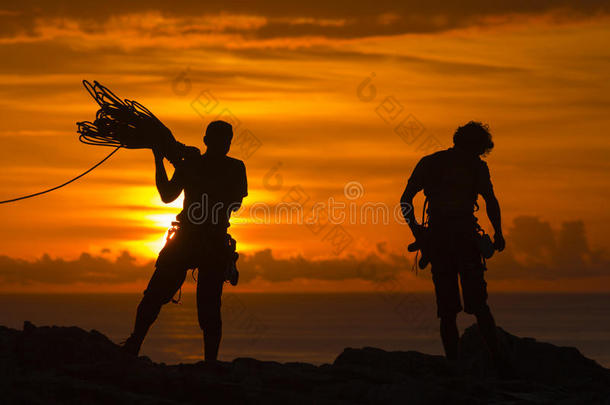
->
xmin=143 ymin=226 xmax=228 ymax=330
xmin=428 ymin=221 xmax=488 ymax=318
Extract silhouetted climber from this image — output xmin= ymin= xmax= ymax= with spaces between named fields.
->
xmin=400 ymin=121 xmax=507 ymax=371
xmin=123 ymin=121 xmax=247 ymax=362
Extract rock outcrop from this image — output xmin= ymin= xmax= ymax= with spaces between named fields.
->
xmin=1 ymin=321 xmax=608 ymax=404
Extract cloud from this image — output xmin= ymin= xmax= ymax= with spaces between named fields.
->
xmin=0 ymin=243 xmax=407 ymax=286
xmin=0 ymin=1 xmax=608 ymax=44
xmin=0 ymin=250 xmax=153 ymax=285
xmin=0 ymin=216 xmax=607 ymax=287
xmin=233 ymin=47 xmax=526 ymax=75
xmin=486 ymin=216 xmax=609 ymax=280
xmin=238 ymin=246 xmax=407 ymax=283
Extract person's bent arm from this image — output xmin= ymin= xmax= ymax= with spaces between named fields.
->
xmin=481 ymin=188 xmax=505 ymax=251
xmin=401 ymin=184 xmax=422 ymax=237
xmin=401 ymin=158 xmax=426 ymax=239
xmin=229 ymin=160 xmax=248 ymax=212
xmin=153 ymin=149 xmax=183 ymax=203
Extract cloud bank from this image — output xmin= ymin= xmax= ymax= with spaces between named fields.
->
xmin=0 ymin=216 xmax=607 ymax=288
xmin=1 ymin=1 xmax=608 ymax=46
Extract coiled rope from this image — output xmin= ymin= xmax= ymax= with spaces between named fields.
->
xmin=1 ymin=80 xmax=173 ymax=204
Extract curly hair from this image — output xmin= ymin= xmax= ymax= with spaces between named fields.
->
xmin=453 ymin=121 xmax=494 ymax=156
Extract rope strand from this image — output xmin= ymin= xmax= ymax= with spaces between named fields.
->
xmin=0 ymin=146 xmax=120 ymax=204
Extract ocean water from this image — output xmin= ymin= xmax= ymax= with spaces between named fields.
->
xmin=0 ymin=293 xmax=608 ymax=367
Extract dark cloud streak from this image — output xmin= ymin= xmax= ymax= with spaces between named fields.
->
xmin=0 ymin=0 xmax=608 ymax=40
xmin=0 ymin=216 xmax=607 ymax=286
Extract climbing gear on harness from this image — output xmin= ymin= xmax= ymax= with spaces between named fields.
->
xmin=475 ymin=221 xmax=495 ymax=260
xmin=167 ymin=221 xmax=180 ymax=241
xmin=164 ymin=222 xmax=241 ymax=304
xmin=225 ymin=235 xmax=239 ymax=286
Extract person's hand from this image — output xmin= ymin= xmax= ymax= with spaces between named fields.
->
xmin=494 ymin=232 xmax=505 ymax=252
xmin=183 ymin=145 xmax=201 ymax=158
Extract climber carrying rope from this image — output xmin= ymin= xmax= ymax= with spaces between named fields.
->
xmin=123 ymin=118 xmax=247 ymax=361
xmin=1 ymin=81 xmax=247 ymax=362
xmin=79 ymin=81 xmax=247 ymax=361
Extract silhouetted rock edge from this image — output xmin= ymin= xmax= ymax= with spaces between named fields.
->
xmin=1 ymin=322 xmax=608 ymax=404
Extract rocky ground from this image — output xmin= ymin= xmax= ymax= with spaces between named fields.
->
xmin=1 ymin=321 xmax=608 ymax=404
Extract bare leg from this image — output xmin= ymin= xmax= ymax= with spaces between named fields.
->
xmin=203 ymin=329 xmax=222 ymax=362
xmin=197 ymin=267 xmax=224 ymax=362
xmin=124 ymin=262 xmax=186 ymax=356
xmin=475 ymin=305 xmax=501 ymax=366
xmin=440 ymin=313 xmax=459 ymax=361
xmin=125 ymin=296 xmax=163 ymax=355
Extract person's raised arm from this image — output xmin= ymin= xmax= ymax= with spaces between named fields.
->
xmin=153 ymin=149 xmax=183 ymax=203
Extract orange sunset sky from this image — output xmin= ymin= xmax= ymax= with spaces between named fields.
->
xmin=0 ymin=1 xmax=609 ymax=292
